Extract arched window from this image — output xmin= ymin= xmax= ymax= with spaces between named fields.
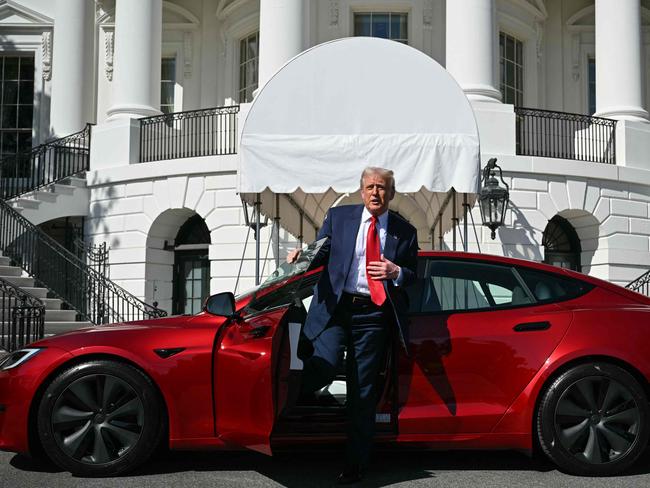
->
xmin=542 ymin=216 xmax=581 ymax=272
xmin=172 ymin=215 xmax=211 ymax=315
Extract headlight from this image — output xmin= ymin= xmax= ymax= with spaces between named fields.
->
xmin=0 ymin=348 xmax=43 ymax=370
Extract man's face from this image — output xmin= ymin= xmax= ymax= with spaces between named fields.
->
xmin=360 ymin=173 xmax=394 ymax=216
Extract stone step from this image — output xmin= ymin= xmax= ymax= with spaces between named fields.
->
xmin=61 ymin=177 xmax=86 ymax=188
xmin=0 ymin=297 xmax=60 ymax=310
xmin=0 ymin=256 xmax=11 ymax=266
xmin=20 ymin=287 xmax=49 ymax=299
xmin=12 ymin=198 xmax=39 ymax=210
xmin=0 ymin=266 xmax=21 ymax=277
xmin=32 ymin=190 xmax=58 ymax=203
xmin=42 ymin=298 xmax=62 ymax=309
xmin=45 ymin=321 xmax=93 ymax=335
xmin=44 ymin=309 xmax=77 ymax=322
xmin=0 ymin=276 xmax=34 ymax=287
xmin=52 ymin=183 xmax=76 ymax=196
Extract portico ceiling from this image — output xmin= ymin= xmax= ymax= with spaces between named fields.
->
xmin=238 ymin=37 xmax=481 ymax=244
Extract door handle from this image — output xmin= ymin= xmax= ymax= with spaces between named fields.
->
xmin=513 ymin=321 xmax=551 ymax=332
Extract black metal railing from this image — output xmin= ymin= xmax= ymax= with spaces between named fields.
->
xmin=139 ymin=105 xmax=239 ymax=163
xmin=0 ymin=124 xmax=91 ymax=200
xmin=0 ymin=199 xmax=167 ymax=324
xmin=626 ymin=270 xmax=650 ymax=297
xmin=0 ymin=276 xmax=45 ymax=352
xmin=515 ymin=108 xmax=617 ymax=164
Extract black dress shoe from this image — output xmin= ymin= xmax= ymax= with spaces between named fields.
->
xmin=337 ymin=465 xmax=363 ymax=484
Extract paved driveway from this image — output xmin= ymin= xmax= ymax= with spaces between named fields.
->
xmin=2 ymin=448 xmax=650 ymax=487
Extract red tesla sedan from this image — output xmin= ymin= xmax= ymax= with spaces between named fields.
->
xmin=1 ymin=243 xmax=649 ymax=477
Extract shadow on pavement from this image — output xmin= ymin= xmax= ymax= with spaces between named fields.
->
xmin=9 ymin=447 xmax=650 ymax=486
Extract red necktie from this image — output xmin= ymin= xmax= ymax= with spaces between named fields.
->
xmin=366 ymin=216 xmax=387 ymax=306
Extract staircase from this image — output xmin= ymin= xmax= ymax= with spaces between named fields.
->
xmin=0 ymin=250 xmax=91 ymax=336
xmin=0 ymin=125 xmax=166 ymax=351
xmin=627 ymin=270 xmax=650 ymax=297
xmin=10 ymin=176 xmax=88 ymax=226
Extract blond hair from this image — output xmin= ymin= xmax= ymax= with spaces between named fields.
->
xmin=360 ymin=167 xmax=395 ymax=192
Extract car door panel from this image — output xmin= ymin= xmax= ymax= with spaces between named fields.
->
xmin=399 ymin=304 xmax=572 ymax=435
xmin=213 ymin=307 xmax=287 ymax=455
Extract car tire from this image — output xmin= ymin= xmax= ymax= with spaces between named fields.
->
xmin=536 ymin=362 xmax=650 ymax=476
xmin=37 ymin=360 xmax=164 ymax=477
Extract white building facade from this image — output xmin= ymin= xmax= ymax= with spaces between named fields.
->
xmin=2 ymin=0 xmax=650 ymax=317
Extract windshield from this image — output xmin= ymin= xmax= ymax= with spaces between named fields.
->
xmin=236 ymin=237 xmax=327 ymax=301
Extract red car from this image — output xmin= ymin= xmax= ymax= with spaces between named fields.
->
xmin=1 ymin=243 xmax=650 ymax=477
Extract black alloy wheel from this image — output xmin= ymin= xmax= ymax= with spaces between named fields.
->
xmin=537 ymin=363 xmax=650 ymax=476
xmin=37 ymin=360 xmax=164 ymax=477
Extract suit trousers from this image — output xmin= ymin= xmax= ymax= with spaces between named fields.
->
xmin=301 ymin=294 xmax=389 ymax=467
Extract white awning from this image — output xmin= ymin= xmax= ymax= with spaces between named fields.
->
xmin=238 ymin=37 xmax=481 ymax=243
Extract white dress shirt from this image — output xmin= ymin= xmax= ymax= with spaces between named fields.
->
xmin=343 ymin=207 xmax=402 ymax=295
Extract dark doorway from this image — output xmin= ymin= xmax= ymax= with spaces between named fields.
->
xmin=172 ymin=214 xmax=211 ymax=315
xmin=542 ymin=215 xmax=582 ymax=272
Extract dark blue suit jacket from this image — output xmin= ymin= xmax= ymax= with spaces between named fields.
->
xmin=302 ymin=204 xmax=418 ymax=349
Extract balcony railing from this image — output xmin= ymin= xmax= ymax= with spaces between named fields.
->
xmin=515 ymin=108 xmax=617 ymax=164
xmin=139 ymin=105 xmax=239 ymax=163
xmin=0 ymin=276 xmax=45 ymax=352
xmin=0 ymin=124 xmax=91 ymax=200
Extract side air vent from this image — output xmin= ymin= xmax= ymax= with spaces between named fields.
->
xmin=154 ymin=347 xmax=185 ymax=359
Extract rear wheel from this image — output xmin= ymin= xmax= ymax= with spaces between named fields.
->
xmin=37 ymin=360 xmax=164 ymax=477
xmin=537 ymin=363 xmax=649 ymax=476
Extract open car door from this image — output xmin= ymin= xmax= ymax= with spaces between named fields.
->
xmin=213 ymin=238 xmax=327 ymax=455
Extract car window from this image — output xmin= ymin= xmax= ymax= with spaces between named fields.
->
xmin=516 ymin=267 xmax=594 ymax=303
xmin=407 ymin=259 xmax=535 ymax=314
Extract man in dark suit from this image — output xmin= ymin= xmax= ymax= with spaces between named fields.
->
xmin=288 ymin=167 xmax=418 ymax=484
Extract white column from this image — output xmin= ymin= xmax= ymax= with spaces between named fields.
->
xmin=595 ymin=0 xmax=648 ymax=122
xmin=50 ymin=0 xmax=94 ymax=136
xmin=446 ymin=0 xmax=501 ymax=103
xmin=107 ymin=0 xmax=162 ymax=119
xmin=258 ymin=0 xmax=304 ymax=89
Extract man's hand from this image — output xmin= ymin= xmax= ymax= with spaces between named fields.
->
xmin=286 ymin=248 xmax=301 ymax=264
xmin=367 ymin=255 xmax=400 ymax=281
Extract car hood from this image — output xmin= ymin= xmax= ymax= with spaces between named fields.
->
xmin=30 ymin=314 xmax=221 ymax=349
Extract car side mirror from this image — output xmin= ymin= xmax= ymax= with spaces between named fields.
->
xmin=204 ymin=292 xmax=236 ymax=317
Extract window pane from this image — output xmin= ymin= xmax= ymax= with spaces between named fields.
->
xmin=506 ymin=36 xmax=514 ymax=61
xmin=18 ymin=131 xmax=31 ymax=151
xmin=1 ymin=105 xmax=16 ymax=128
xmin=160 ymin=58 xmax=176 ymax=112
xmin=161 ymin=58 xmax=175 ymax=81
xmin=247 ymin=33 xmax=258 ymax=60
xmin=2 ymin=132 xmax=16 ymax=152
xmin=517 ymin=268 xmax=593 ymax=303
xmin=19 ymin=57 xmax=33 ymax=80
xmin=17 ymin=105 xmax=32 ymax=128
xmin=413 ymin=259 xmax=534 ymax=313
xmin=240 ymin=38 xmax=247 ymax=62
xmin=3 ymin=80 xmax=18 ymax=104
xmin=391 ymin=14 xmax=407 ymax=40
xmin=239 ymin=32 xmax=259 ymax=102
xmin=354 ymin=14 xmax=371 ymax=36
xmin=4 ymin=58 xmax=18 ymax=80
xmin=373 ymin=13 xmax=389 ymax=38
xmin=19 ymin=81 xmax=33 ymax=104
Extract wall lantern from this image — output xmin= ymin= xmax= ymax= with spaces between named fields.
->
xmin=478 ymin=157 xmax=510 ymax=240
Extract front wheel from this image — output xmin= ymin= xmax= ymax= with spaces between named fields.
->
xmin=37 ymin=360 xmax=164 ymax=477
xmin=536 ymin=362 xmax=650 ymax=476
